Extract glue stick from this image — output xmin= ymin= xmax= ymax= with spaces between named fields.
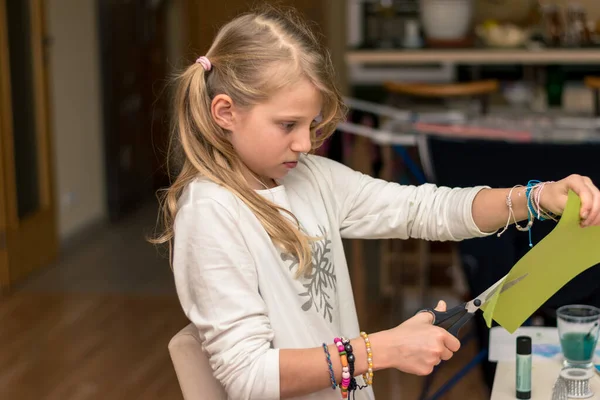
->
xmin=516 ymin=336 xmax=532 ymax=399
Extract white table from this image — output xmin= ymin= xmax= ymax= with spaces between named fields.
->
xmin=491 ymin=360 xmax=600 ymax=399
xmin=489 ymin=327 xmax=600 ymax=399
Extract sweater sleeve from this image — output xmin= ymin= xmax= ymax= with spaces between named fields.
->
xmin=316 ymin=156 xmax=493 ymax=241
xmin=172 ymin=197 xmax=280 ymax=400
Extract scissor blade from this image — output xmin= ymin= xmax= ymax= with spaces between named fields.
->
xmin=468 ymin=272 xmax=529 ymax=311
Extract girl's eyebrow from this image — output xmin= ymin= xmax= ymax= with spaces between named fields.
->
xmin=276 ymin=115 xmax=306 ymax=120
xmin=276 ymin=114 xmax=321 ymax=120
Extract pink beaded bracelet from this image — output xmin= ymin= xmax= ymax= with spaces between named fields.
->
xmin=334 ymin=337 xmax=350 ymax=399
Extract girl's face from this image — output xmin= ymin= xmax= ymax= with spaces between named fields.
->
xmin=213 ymin=78 xmax=322 ymax=189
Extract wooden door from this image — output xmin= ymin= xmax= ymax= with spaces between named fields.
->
xmin=183 ymin=0 xmax=330 ymax=55
xmin=98 ymin=0 xmax=170 ymax=221
xmin=0 ymin=0 xmax=58 ymax=291
xmin=182 ymin=0 xmax=347 ymax=91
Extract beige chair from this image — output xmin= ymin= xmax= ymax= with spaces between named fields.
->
xmin=168 ymin=323 xmax=227 ymax=400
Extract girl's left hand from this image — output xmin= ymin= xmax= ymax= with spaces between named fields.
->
xmin=541 ymin=174 xmax=600 ymax=227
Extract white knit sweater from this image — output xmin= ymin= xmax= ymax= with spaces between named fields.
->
xmin=173 ymin=154 xmax=491 ymax=400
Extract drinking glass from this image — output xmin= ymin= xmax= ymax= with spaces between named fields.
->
xmin=557 ymin=304 xmax=600 ymax=369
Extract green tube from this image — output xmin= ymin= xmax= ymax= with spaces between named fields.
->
xmin=516 ymin=336 xmax=532 ymax=399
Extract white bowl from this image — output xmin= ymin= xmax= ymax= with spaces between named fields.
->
xmin=420 ymin=0 xmax=474 ymax=40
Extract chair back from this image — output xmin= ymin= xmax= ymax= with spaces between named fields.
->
xmin=168 ymin=323 xmax=227 ymax=400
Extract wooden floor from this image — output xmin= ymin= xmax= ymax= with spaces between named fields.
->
xmin=0 ymin=293 xmax=188 ymax=399
xmin=0 ymin=200 xmax=491 ymax=400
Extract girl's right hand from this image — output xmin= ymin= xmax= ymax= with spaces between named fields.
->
xmin=381 ymin=300 xmax=461 ymax=376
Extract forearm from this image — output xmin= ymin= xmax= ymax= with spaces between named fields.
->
xmin=472 ymin=187 xmax=530 ymax=233
xmin=279 ymin=331 xmax=390 ymax=399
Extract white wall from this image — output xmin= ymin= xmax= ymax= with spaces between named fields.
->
xmin=46 ymin=0 xmax=106 ymax=241
xmin=45 ymin=0 xmax=184 ymax=243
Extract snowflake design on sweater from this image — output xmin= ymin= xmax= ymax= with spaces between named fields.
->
xmin=280 ymin=225 xmax=337 ymax=323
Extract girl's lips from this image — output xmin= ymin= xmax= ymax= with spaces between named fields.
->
xmin=283 ymin=161 xmax=298 ymax=169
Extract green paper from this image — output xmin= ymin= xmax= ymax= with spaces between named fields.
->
xmin=482 ymin=190 xmax=600 ymax=333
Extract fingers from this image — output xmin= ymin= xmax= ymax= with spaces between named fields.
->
xmin=431 ymin=300 xmax=461 ymax=352
xmin=433 ymin=329 xmax=460 ymax=366
xmin=394 ymin=308 xmax=462 ymax=374
xmin=567 ymin=174 xmax=594 ymax=221
xmin=415 ymin=310 xmax=435 ymax=324
xmin=582 ymin=177 xmax=600 ymax=227
xmin=434 ymin=300 xmax=447 ymax=312
xmin=440 ymin=346 xmax=454 ymax=361
xmin=415 ymin=300 xmax=448 ymax=324
xmin=442 ymin=330 xmax=461 ymax=352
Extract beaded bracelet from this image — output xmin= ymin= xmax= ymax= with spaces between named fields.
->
xmin=334 ymin=337 xmax=351 ymax=399
xmin=322 ymin=343 xmax=337 ymax=390
xmin=360 ymin=331 xmax=374 ymax=386
xmin=341 ymin=337 xmax=358 ymax=393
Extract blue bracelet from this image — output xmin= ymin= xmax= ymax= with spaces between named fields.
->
xmin=322 ymin=343 xmax=337 ymax=390
xmin=526 ymin=180 xmax=546 ymax=221
xmin=525 ymin=180 xmax=541 ymax=247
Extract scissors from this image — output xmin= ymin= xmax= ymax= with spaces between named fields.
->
xmin=418 ymin=272 xmax=529 ymax=337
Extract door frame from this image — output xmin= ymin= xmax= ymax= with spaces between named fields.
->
xmin=0 ymin=0 xmax=58 ymax=291
xmin=0 ymin=0 xmax=13 ymax=289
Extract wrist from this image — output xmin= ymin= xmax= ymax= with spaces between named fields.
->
xmin=363 ymin=330 xmax=393 ymax=371
xmin=510 ymin=186 xmax=530 ymax=222
xmin=537 ymin=181 xmax=559 ymax=216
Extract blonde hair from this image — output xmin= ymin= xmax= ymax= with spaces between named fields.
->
xmin=151 ymin=5 xmax=346 ymax=277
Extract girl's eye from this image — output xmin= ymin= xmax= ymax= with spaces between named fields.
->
xmin=281 ymin=122 xmax=296 ymax=131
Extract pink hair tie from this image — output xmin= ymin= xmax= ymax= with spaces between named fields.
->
xmin=196 ymin=56 xmax=212 ymax=72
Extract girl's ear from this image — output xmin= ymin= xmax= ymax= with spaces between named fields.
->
xmin=211 ymin=94 xmax=235 ymax=130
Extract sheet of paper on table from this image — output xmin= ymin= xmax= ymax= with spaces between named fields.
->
xmin=490 ymin=360 xmax=600 ymax=400
xmin=488 ymin=326 xmax=600 ymax=365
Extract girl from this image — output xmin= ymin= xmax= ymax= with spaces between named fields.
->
xmin=153 ymin=6 xmax=600 ymax=400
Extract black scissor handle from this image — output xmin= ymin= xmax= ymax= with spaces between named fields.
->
xmin=417 ymin=302 xmax=473 ymax=337
xmin=445 ymin=311 xmax=475 ymax=337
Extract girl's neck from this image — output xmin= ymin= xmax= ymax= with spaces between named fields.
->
xmin=253 ymin=177 xmax=277 ymax=190
xmin=244 ymin=170 xmax=277 ymax=190
xmin=237 ymin=160 xmax=278 ymax=190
